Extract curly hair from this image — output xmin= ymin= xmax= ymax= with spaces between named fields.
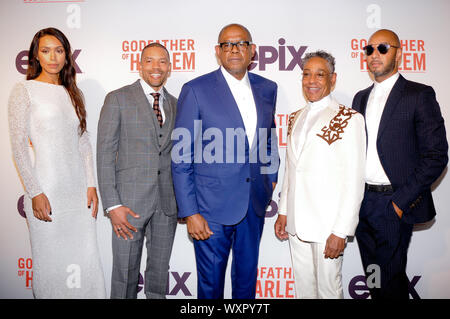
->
xmin=301 ymin=50 xmax=336 ymax=73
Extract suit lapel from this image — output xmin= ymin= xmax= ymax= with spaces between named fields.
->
xmin=377 ymin=75 xmax=406 ymax=141
xmin=131 ymin=79 xmax=153 ymax=123
xmin=356 ymin=86 xmax=372 ymax=150
xmin=248 ymin=73 xmax=265 ymax=152
xmin=130 ymin=80 xmax=159 ymax=145
xmin=160 ymin=87 xmax=175 ymax=147
xmin=288 ymin=108 xmax=306 ymax=160
xmin=299 ymin=99 xmax=339 ymax=157
xmin=359 ymin=87 xmax=372 ymax=117
xmin=213 ymin=69 xmax=249 ymax=143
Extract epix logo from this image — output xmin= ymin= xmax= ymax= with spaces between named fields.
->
xmin=137 ymin=270 xmax=193 ymax=297
xmin=15 ymin=49 xmax=83 ymax=75
xmin=17 ymin=195 xmax=26 ymax=218
xmin=249 ymin=38 xmax=308 ymax=71
xmin=349 ymin=275 xmax=422 ymax=299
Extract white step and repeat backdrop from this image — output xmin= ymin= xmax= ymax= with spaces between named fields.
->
xmin=1 ymin=0 xmax=450 ymax=299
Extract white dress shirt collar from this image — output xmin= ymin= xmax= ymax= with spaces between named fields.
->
xmin=139 ymin=79 xmax=165 ymax=99
xmin=306 ymin=94 xmax=332 ymax=111
xmin=292 ymin=94 xmax=333 ymax=157
xmin=220 ymin=66 xmax=251 ymax=89
xmin=139 ymin=79 xmax=166 ymax=122
xmin=373 ymin=72 xmax=399 ymax=92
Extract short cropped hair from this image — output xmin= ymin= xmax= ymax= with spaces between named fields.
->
xmin=217 ymin=23 xmax=253 ymax=43
xmin=301 ymin=50 xmax=336 ymax=73
xmin=141 ymin=42 xmax=170 ymax=62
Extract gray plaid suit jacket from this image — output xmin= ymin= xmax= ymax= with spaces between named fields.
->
xmin=97 ymin=80 xmax=178 ymax=217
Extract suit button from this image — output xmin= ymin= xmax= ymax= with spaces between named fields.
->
xmin=159 ymin=152 xmax=162 ymax=156
xmin=158 ymin=170 xmax=161 ymax=175
xmin=246 ymin=178 xmax=250 ymax=182
xmin=159 ymin=134 xmax=163 ymax=138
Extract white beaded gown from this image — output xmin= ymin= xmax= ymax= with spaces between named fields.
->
xmin=8 ymin=80 xmax=106 ymax=298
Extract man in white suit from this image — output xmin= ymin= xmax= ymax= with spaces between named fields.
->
xmin=274 ymin=51 xmax=366 ymax=298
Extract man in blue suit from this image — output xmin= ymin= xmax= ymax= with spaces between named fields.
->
xmin=353 ymin=29 xmax=448 ymax=299
xmin=171 ymin=23 xmax=279 ymax=299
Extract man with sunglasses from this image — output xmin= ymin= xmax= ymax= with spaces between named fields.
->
xmin=353 ymin=29 xmax=448 ymax=299
xmin=172 ymin=23 xmax=279 ymax=299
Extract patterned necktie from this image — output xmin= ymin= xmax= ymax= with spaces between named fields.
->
xmin=150 ymin=93 xmax=163 ymax=127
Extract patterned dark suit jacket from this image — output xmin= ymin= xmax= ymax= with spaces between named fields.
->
xmin=352 ymin=74 xmax=448 ymax=224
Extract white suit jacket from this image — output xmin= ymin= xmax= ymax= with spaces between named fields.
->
xmin=278 ymin=97 xmax=366 ymax=243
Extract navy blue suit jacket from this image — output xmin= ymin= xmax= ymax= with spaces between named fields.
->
xmin=352 ymin=74 xmax=448 ymax=224
xmin=172 ymin=69 xmax=279 ymax=225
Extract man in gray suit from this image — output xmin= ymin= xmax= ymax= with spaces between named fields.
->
xmin=97 ymin=43 xmax=178 ymax=299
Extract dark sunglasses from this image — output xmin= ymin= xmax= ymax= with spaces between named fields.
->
xmin=363 ymin=43 xmax=400 ymax=56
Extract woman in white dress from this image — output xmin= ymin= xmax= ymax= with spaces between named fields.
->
xmin=8 ymin=28 xmax=106 ymax=298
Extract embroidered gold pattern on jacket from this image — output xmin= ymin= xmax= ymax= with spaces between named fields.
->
xmin=316 ymin=105 xmax=357 ymax=145
xmin=287 ymin=110 xmax=301 ymax=137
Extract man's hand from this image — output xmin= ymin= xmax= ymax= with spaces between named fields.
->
xmin=392 ymin=201 xmax=403 ymax=219
xmin=109 ymin=206 xmax=140 ymax=240
xmin=185 ymin=213 xmax=213 ymax=241
xmin=324 ymin=234 xmax=346 ymax=259
xmin=274 ymin=215 xmax=289 ymax=241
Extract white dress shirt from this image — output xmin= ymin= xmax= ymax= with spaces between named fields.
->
xmin=365 ymin=72 xmax=399 ymax=185
xmin=220 ymin=67 xmax=258 ymax=147
xmin=106 ymin=80 xmax=166 ymax=213
xmin=140 ymin=79 xmax=166 ymax=123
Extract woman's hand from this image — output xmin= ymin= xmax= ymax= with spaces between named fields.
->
xmin=87 ymin=187 xmax=99 ymax=218
xmin=32 ymin=193 xmax=52 ymax=222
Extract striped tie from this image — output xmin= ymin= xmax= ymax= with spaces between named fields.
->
xmin=150 ymin=93 xmax=163 ymax=127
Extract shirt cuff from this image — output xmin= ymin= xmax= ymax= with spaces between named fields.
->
xmin=332 ymin=231 xmax=347 ymax=239
xmin=106 ymin=204 xmax=122 ymax=213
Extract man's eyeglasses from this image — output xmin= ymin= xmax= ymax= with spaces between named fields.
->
xmin=219 ymin=41 xmax=252 ymax=52
xmin=363 ymin=43 xmax=400 ymax=56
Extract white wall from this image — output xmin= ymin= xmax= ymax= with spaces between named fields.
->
xmin=1 ymin=0 xmax=449 ymax=299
